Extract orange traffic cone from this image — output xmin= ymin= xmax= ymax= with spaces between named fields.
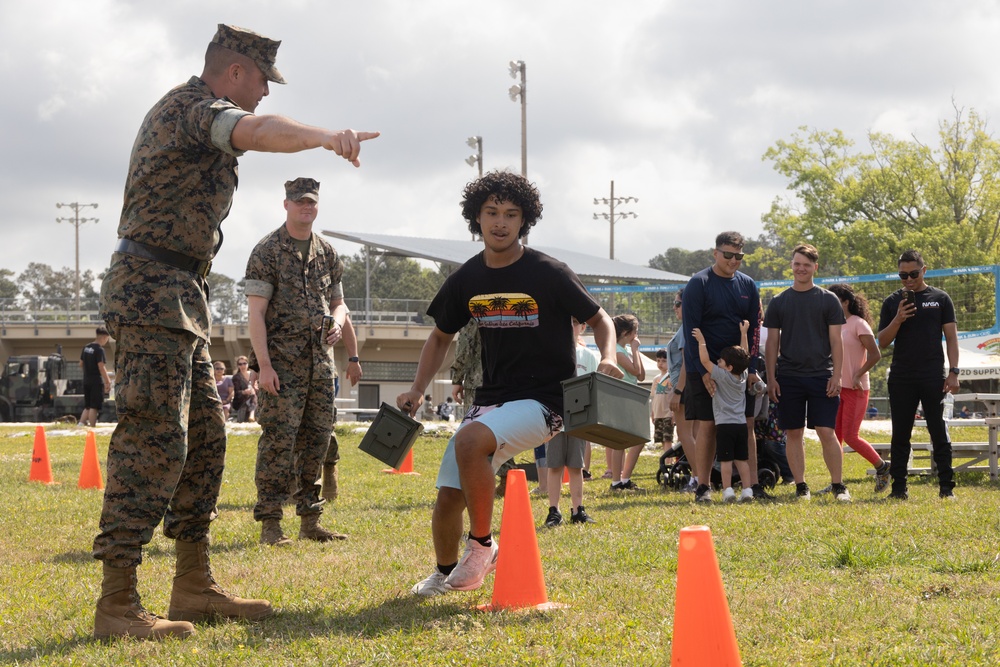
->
xmin=478 ymin=468 xmax=565 ymax=611
xmin=562 ymin=467 xmax=570 ymax=484
xmin=28 ymin=425 xmax=56 ymax=485
xmin=382 ymin=448 xmax=419 ymax=475
xmin=670 ymin=525 xmax=742 ymax=666
xmin=78 ymin=431 xmax=104 ymax=490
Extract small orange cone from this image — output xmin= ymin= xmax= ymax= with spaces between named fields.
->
xmin=78 ymin=431 xmax=104 ymax=490
xmin=670 ymin=525 xmax=742 ymax=666
xmin=28 ymin=425 xmax=56 ymax=485
xmin=562 ymin=467 xmax=570 ymax=484
xmin=478 ymin=469 xmax=565 ymax=611
xmin=382 ymin=449 xmax=419 ymax=475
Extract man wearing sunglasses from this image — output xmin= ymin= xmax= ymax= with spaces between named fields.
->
xmin=876 ymin=250 xmax=959 ymax=500
xmin=682 ymin=231 xmax=762 ymax=503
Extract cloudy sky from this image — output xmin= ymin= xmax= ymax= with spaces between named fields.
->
xmin=3 ymin=0 xmax=999 ymax=289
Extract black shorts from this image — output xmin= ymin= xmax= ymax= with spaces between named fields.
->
xmin=716 ymin=422 xmax=748 ymax=462
xmin=83 ymin=383 xmax=105 ymax=410
xmin=683 ymin=371 xmax=714 ymax=421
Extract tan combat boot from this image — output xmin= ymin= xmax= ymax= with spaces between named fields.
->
xmin=260 ymin=518 xmax=292 ymax=546
xmin=94 ymin=563 xmax=195 ymax=640
xmin=167 ymin=539 xmax=273 ymax=622
xmin=322 ymin=463 xmax=338 ymax=501
xmin=298 ymin=513 xmax=348 ymax=542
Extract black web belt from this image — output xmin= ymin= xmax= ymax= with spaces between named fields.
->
xmin=114 ymin=239 xmax=213 ymax=278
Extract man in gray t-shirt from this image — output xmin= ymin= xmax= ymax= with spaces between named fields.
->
xmin=763 ymin=244 xmax=847 ymax=501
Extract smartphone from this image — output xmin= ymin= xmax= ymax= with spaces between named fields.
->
xmin=902 ymin=290 xmax=915 ymax=305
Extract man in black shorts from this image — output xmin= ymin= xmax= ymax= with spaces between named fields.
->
xmin=80 ymin=326 xmax=112 ymax=427
xmin=764 ymin=244 xmax=848 ymax=501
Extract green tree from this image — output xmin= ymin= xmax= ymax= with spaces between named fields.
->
xmin=17 ymin=263 xmax=99 ymax=310
xmin=206 ymin=272 xmax=242 ymax=322
xmin=0 ymin=269 xmax=17 ymax=301
xmin=760 ymin=104 xmax=1000 ymax=276
xmin=340 ymin=250 xmax=446 ymax=309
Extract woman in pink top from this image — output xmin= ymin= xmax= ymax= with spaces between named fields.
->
xmin=828 ymin=284 xmax=891 ymax=492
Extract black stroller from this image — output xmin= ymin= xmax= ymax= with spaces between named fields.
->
xmin=657 ymin=441 xmax=782 ymax=490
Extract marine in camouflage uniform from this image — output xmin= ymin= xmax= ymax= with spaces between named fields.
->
xmin=450 ymin=319 xmax=482 ymax=415
xmin=449 ymin=318 xmax=515 ymax=493
xmin=92 ymin=24 xmax=378 ymax=642
xmin=246 ymin=177 xmax=356 ymax=544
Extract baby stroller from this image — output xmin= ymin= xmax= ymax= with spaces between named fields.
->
xmin=656 ymin=392 xmax=788 ymax=491
xmin=657 ymin=442 xmax=692 ymax=490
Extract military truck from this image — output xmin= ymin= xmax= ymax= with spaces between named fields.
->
xmin=0 ymin=349 xmax=116 ymax=423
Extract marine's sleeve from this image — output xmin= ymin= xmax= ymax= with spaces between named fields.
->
xmin=180 ymin=95 xmax=251 ymax=158
xmin=244 ymin=238 xmax=277 ymax=301
xmin=329 ymin=251 xmax=345 ymax=301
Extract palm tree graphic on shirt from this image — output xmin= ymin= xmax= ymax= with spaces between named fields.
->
xmin=469 ymin=293 xmax=538 ymax=328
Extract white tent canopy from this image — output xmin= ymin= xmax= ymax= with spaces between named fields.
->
xmin=952 ymin=333 xmax=1000 ymax=380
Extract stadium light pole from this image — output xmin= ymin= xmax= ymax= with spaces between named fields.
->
xmin=508 ymin=60 xmax=526 ymax=178
xmin=56 ymin=201 xmax=99 ymax=313
xmin=592 ymin=181 xmax=637 ymax=260
xmin=465 ymin=135 xmax=483 ymax=177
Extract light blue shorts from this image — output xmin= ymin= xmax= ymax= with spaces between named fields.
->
xmin=436 ymin=400 xmax=563 ymax=490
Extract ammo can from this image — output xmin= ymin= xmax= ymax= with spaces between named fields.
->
xmin=562 ymin=372 xmax=650 ymax=449
xmin=358 ymin=402 xmax=424 ymax=468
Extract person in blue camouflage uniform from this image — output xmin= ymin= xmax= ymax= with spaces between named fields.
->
xmin=93 ymin=24 xmax=379 ymax=641
xmin=246 ymin=178 xmax=360 ymax=545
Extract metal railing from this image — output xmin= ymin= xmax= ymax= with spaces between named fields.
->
xmin=0 ymin=297 xmax=436 ymax=328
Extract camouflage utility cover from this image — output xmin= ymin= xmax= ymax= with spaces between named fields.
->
xmin=211 ymin=24 xmax=285 ymax=85
xmin=244 ymin=225 xmax=345 ymax=378
xmin=101 ymin=76 xmax=251 ymax=341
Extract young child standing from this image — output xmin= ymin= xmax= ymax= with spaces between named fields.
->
xmin=692 ymin=320 xmax=753 ymax=503
xmin=650 ymin=349 xmax=675 ymax=455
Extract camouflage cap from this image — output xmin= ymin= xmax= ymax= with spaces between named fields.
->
xmin=285 ymin=177 xmax=320 ymax=202
xmin=211 ymin=24 xmax=286 ymax=85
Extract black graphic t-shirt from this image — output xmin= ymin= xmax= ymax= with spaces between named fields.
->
xmin=428 ymin=247 xmax=600 ymax=413
xmin=878 ymin=285 xmax=956 ymax=381
xmin=80 ymin=342 xmax=106 ymax=386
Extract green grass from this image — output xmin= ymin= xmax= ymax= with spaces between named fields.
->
xmin=1 ymin=423 xmax=999 ymax=666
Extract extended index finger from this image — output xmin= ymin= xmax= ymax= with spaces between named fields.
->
xmin=358 ymin=131 xmax=381 ymax=141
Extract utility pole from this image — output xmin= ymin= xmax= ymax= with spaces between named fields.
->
xmin=56 ymin=201 xmax=99 ymax=313
xmin=592 ymin=180 xmax=637 ymax=260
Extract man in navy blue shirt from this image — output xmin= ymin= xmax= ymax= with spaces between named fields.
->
xmin=682 ymin=231 xmax=761 ymax=503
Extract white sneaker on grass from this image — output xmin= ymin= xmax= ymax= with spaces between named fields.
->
xmin=722 ymin=487 xmax=736 ymax=503
xmin=444 ymin=538 xmax=499 ymax=591
xmin=411 ymin=570 xmax=449 ymax=597
xmin=739 ymin=488 xmax=754 ymax=503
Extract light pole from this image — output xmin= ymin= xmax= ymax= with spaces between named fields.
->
xmin=508 ymin=60 xmax=526 ymax=178
xmin=592 ymin=180 xmax=637 ymax=260
xmin=465 ymin=135 xmax=483 ymax=176
xmin=56 ymin=201 xmax=99 ymax=313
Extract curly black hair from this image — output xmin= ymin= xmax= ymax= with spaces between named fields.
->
xmin=460 ymin=170 xmax=543 ymax=239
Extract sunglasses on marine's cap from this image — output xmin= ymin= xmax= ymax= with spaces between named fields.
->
xmin=898 ymin=269 xmax=922 ymax=280
xmin=716 ymin=249 xmax=745 ymax=261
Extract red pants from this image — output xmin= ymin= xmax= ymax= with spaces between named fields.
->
xmin=835 ymin=387 xmax=882 ymax=467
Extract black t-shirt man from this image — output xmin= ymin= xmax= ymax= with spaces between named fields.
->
xmin=878 ymin=286 xmax=956 ymax=381
xmin=80 ymin=342 xmax=107 ymax=386
xmin=428 ymin=246 xmax=600 ymax=414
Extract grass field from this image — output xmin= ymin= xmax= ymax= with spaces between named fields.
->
xmin=1 ymin=422 xmax=998 ymax=666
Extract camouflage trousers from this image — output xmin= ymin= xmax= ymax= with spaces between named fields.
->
xmin=93 ymin=324 xmax=226 ymax=568
xmin=254 ymin=362 xmax=335 ymax=521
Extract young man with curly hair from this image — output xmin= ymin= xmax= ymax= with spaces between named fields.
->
xmin=398 ymin=170 xmax=622 ymax=597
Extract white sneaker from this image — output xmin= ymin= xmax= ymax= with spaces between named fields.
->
xmin=444 ymin=538 xmax=499 ymax=591
xmin=739 ymin=488 xmax=754 ymax=503
xmin=681 ymin=478 xmax=698 ymax=493
xmin=411 ymin=570 xmax=449 ymax=597
xmin=834 ymin=487 xmax=852 ymax=503
xmin=722 ymin=487 xmax=736 ymax=503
